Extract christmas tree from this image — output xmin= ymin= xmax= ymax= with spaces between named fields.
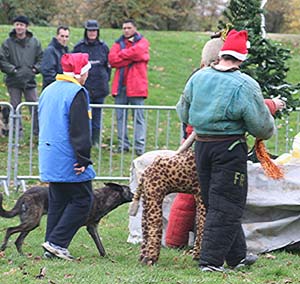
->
xmin=219 ymin=0 xmax=300 ymax=116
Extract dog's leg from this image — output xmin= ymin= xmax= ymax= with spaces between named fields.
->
xmin=15 ymin=231 xmax=31 ymax=255
xmin=86 ymin=224 xmax=106 ymax=257
xmin=0 ymin=225 xmax=23 ymax=252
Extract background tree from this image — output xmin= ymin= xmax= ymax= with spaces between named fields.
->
xmin=51 ymin=0 xmax=88 ymax=27
xmin=219 ymin=0 xmax=300 ymax=113
xmin=86 ymin=0 xmax=199 ymax=30
xmin=196 ymin=0 xmax=228 ymax=31
xmin=282 ymin=0 xmax=300 ymax=33
xmin=0 ymin=0 xmax=57 ymax=25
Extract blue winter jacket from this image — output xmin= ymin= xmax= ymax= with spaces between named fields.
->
xmin=38 ymin=76 xmax=96 ymax=182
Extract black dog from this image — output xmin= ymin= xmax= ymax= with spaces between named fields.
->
xmin=0 ymin=183 xmax=133 ymax=256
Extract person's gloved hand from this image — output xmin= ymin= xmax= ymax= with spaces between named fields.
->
xmin=272 ymin=96 xmax=286 ymax=111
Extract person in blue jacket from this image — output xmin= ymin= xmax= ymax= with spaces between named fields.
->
xmin=40 ymin=25 xmax=70 ymax=89
xmin=73 ymin=20 xmax=111 ymax=146
xmin=39 ymin=53 xmax=95 ymax=260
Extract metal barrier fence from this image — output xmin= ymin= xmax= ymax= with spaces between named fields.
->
xmin=0 ymin=101 xmax=300 ymax=195
xmin=0 ymin=102 xmax=14 ymax=195
xmin=12 ymin=102 xmax=182 ymax=192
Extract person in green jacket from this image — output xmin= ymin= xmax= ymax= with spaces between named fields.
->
xmin=176 ymin=29 xmax=275 ymax=273
xmin=0 ymin=15 xmax=43 ymax=137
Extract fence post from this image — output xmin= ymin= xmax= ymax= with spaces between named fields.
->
xmin=0 ymin=102 xmax=14 ymax=195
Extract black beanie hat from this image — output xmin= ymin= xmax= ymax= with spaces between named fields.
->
xmin=13 ymin=15 xmax=29 ymax=25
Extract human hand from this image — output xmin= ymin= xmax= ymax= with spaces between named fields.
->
xmin=74 ymin=163 xmax=86 ymax=175
xmin=272 ymin=97 xmax=286 ymax=111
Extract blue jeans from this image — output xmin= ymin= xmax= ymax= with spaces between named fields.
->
xmin=115 ymin=86 xmax=145 ymax=151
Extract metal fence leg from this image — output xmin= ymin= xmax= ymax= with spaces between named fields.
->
xmin=1 ymin=180 xmax=9 ymax=196
xmin=20 ymin=180 xmax=26 ymax=192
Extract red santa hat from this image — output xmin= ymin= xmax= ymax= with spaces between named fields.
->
xmin=219 ymin=29 xmax=249 ymax=61
xmin=61 ymin=53 xmax=91 ymax=78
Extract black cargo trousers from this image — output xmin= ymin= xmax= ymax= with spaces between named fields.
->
xmin=194 ymin=137 xmax=248 ymax=267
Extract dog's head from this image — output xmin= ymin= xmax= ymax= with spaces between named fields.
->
xmin=104 ymin=182 xmax=133 ymax=202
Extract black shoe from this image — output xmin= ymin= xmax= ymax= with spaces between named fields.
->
xmin=135 ymin=149 xmax=144 ymax=156
xmin=229 ymin=254 xmax=258 ymax=270
xmin=113 ymin=147 xmax=130 ymax=153
xmin=200 ymin=264 xmax=226 ymax=273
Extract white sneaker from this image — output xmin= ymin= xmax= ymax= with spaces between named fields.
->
xmin=42 ymin=241 xmax=74 ymax=261
xmin=229 ymin=253 xmax=258 ymax=270
xmin=200 ymin=265 xmax=226 ymax=273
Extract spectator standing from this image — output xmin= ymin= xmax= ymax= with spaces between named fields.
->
xmin=109 ymin=19 xmax=150 ymax=156
xmin=176 ymin=30 xmax=275 ymax=272
xmin=0 ymin=15 xmax=43 ymax=137
xmin=41 ymin=25 xmax=70 ymax=89
xmin=73 ymin=20 xmax=110 ymax=146
xmin=39 ymin=53 xmax=95 ymax=260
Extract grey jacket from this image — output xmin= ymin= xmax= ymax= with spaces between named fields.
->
xmin=0 ymin=29 xmax=43 ymax=89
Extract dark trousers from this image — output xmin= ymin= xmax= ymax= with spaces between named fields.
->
xmin=8 ymin=87 xmax=39 ymax=135
xmin=194 ymin=139 xmax=248 ymax=267
xmin=46 ymin=181 xmax=94 ymax=248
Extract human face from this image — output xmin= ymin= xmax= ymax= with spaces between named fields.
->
xmin=56 ymin=29 xmax=70 ymax=47
xmin=122 ymin=23 xmax=136 ymax=38
xmin=78 ymin=71 xmax=89 ymax=85
xmin=14 ymin=22 xmax=27 ymax=39
xmin=87 ymin=30 xmax=98 ymax=41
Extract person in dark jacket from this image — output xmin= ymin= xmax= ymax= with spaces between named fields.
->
xmin=0 ymin=15 xmax=43 ymax=137
xmin=41 ymin=25 xmax=70 ymax=89
xmin=73 ymin=20 xmax=111 ymax=146
xmin=39 ymin=53 xmax=95 ymax=260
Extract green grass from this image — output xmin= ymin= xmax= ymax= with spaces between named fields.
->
xmin=1 ymin=196 xmax=300 ymax=284
xmin=0 ymin=26 xmax=300 ymax=283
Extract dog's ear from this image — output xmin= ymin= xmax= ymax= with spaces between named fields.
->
xmin=104 ymin=182 xmax=123 ymax=191
xmin=104 ymin=182 xmax=131 ymax=193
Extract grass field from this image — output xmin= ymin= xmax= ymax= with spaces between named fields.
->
xmin=0 ymin=26 xmax=300 ymax=283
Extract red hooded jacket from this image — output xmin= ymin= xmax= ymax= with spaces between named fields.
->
xmin=109 ymin=33 xmax=149 ymax=98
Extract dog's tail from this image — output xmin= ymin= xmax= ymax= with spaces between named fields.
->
xmin=0 ymin=193 xmax=21 ymax=218
xmin=128 ymin=177 xmax=144 ymax=216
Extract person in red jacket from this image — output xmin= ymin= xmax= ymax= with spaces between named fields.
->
xmin=109 ymin=19 xmax=150 ymax=156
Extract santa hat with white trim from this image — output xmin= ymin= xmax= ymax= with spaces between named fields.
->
xmin=61 ymin=53 xmax=91 ymax=78
xmin=219 ymin=29 xmax=249 ymax=61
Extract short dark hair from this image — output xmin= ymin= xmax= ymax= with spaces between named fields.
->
xmin=123 ymin=19 xmax=136 ymax=27
xmin=57 ymin=25 xmax=69 ymax=35
xmin=220 ymin=54 xmax=241 ymax=62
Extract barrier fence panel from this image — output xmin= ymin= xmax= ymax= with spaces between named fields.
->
xmin=0 ymin=102 xmax=14 ymax=195
xmin=13 ymin=103 xmax=182 ymax=188
xmin=7 ymin=102 xmax=300 ymax=191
